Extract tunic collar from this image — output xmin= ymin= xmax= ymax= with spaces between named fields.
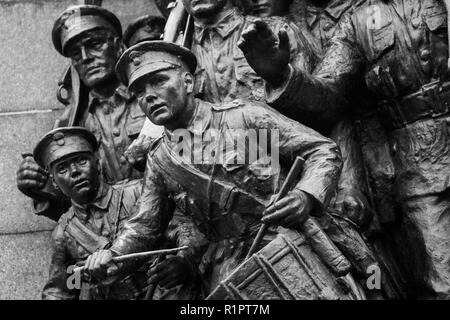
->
xmin=194 ymin=8 xmax=243 ymax=44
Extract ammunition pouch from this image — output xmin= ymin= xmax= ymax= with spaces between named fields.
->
xmin=377 ymin=80 xmax=450 ymax=130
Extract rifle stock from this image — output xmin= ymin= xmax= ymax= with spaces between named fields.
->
xmin=163 ymin=0 xmax=193 ymax=48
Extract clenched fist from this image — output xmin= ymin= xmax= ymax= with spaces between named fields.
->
xmin=16 ymin=155 xmax=48 ymax=199
xmin=333 ymin=188 xmax=372 ymax=229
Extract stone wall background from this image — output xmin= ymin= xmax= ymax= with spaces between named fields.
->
xmin=0 ymin=0 xmax=161 ymax=300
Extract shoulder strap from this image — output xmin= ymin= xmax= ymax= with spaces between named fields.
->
xmin=110 ymin=187 xmax=124 ymax=242
xmin=65 ymin=214 xmax=110 ymax=255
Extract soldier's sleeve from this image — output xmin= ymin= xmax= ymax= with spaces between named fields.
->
xmin=244 ymin=102 xmax=343 ymax=214
xmin=42 ymin=223 xmax=77 ymax=300
xmin=110 ymin=155 xmax=172 ymax=256
xmin=330 ymin=117 xmax=367 ymax=195
xmin=166 ymin=208 xmax=208 ymax=268
xmin=32 ymin=197 xmax=71 ymax=222
xmin=265 ymin=13 xmax=365 ymax=125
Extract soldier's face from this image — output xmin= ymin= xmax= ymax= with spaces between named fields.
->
xmin=247 ymin=0 xmax=290 ymax=17
xmin=51 ymin=153 xmax=100 ymax=205
xmin=182 ymin=0 xmax=230 ymax=18
xmin=66 ymin=29 xmax=122 ymax=89
xmin=130 ymin=68 xmax=193 ymax=127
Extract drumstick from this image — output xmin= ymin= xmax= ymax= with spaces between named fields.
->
xmin=245 ymin=157 xmax=305 ymax=259
xmin=73 ymin=246 xmax=189 ymax=273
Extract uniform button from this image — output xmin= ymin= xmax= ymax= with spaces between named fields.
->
xmin=113 ymin=129 xmax=120 ymax=136
xmin=420 ymin=49 xmax=431 ymax=61
xmin=103 ymin=105 xmax=111 ymax=114
xmin=323 ymin=21 xmax=334 ymax=31
xmin=120 ymin=157 xmax=128 ymax=165
xmin=411 ymin=16 xmax=422 ymax=28
xmin=392 ymin=142 xmax=398 ymax=153
xmin=217 ymin=63 xmax=226 ymax=73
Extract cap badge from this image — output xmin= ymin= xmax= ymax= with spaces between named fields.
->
xmin=53 ymin=132 xmax=66 ymax=146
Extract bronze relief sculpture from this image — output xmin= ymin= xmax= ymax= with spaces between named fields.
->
xmin=12 ymin=0 xmax=450 ymax=301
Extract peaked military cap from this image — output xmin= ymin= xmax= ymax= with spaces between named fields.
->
xmin=116 ymin=40 xmax=197 ymax=87
xmin=52 ymin=4 xmax=122 ymax=57
xmin=34 ymin=127 xmax=98 ymax=169
xmin=123 ymin=15 xmax=166 ymax=47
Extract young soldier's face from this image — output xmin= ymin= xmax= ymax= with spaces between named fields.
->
xmin=66 ymin=29 xmax=122 ymax=88
xmin=182 ymin=0 xmax=229 ymax=18
xmin=131 ymin=68 xmax=193 ymax=127
xmin=51 ymin=153 xmax=100 ymax=205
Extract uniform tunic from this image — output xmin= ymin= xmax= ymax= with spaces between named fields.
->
xmin=110 ymin=99 xmax=342 ymax=293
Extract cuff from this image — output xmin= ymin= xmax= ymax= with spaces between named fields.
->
xmin=265 ymin=64 xmax=295 ymax=104
xmin=293 ymin=186 xmax=326 ymax=217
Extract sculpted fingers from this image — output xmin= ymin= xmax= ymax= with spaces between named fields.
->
xmin=17 ymin=179 xmax=45 ymax=191
xmin=86 ymin=250 xmax=112 ymax=280
xmin=254 ymin=20 xmax=275 ymax=41
xmin=278 ymin=27 xmax=291 ymax=55
xmin=262 ymin=191 xmax=312 ymax=227
xmin=261 ymin=199 xmax=293 ymax=224
xmin=241 ymin=23 xmax=259 ymax=42
xmin=18 ymin=169 xmax=47 ymax=182
xmin=147 ymin=268 xmax=167 ymax=285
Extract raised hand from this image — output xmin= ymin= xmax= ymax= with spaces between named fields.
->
xmin=238 ymin=20 xmax=291 ymax=86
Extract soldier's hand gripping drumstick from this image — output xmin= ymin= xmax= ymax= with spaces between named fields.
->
xmin=261 ymin=157 xmax=312 ymax=228
xmin=83 ymin=246 xmax=189 ymax=285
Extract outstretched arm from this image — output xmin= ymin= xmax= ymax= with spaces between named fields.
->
xmin=239 ymin=15 xmax=365 ymax=126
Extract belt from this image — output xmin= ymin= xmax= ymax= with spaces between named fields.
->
xmin=199 ymin=191 xmax=266 ymax=241
xmin=377 ymin=80 xmax=450 ymax=130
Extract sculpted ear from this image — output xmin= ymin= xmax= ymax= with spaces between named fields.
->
xmin=114 ymin=37 xmax=125 ymax=58
xmin=94 ymin=154 xmax=101 ymax=175
xmin=50 ymin=174 xmax=60 ymax=191
xmin=183 ymin=72 xmax=194 ymax=94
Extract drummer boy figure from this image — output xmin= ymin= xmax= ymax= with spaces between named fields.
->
xmin=84 ymin=41 xmax=343 ymax=294
xmin=36 ymin=127 xmax=147 ymax=300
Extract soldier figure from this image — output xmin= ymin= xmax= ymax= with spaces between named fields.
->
xmin=16 ymin=5 xmax=162 ymax=221
xmin=240 ymin=0 xmax=450 ymax=299
xmin=37 ymin=127 xmax=147 ymax=300
xmin=126 ymin=0 xmax=318 ymax=174
xmin=83 ymin=40 xmax=344 ymax=296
